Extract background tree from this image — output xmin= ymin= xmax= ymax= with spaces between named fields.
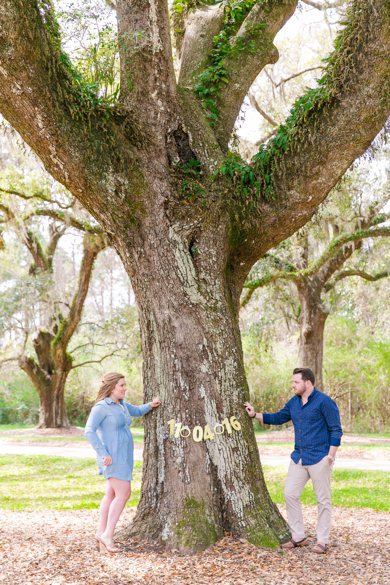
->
xmin=0 ymin=123 xmax=141 ymax=426
xmin=0 ymin=0 xmax=390 ymax=551
xmin=242 ymin=162 xmax=390 ymax=389
xmin=0 ymin=175 xmax=107 ymax=427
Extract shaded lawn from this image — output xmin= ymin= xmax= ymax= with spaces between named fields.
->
xmin=0 ymin=424 xmax=35 ymax=430
xmin=257 ymin=441 xmax=390 ymax=449
xmin=0 ymin=455 xmax=389 ymax=512
xmin=265 ymin=466 xmax=390 ymax=511
xmin=0 ymin=455 xmax=141 ymax=510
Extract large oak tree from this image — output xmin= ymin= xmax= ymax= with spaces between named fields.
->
xmin=0 ymin=0 xmax=389 ymax=551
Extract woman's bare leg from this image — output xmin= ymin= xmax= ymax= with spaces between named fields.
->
xmin=102 ymin=478 xmax=131 ymax=540
xmin=96 ymin=480 xmax=116 ymax=537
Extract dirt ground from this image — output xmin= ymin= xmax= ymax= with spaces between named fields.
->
xmin=1 ymin=427 xmax=389 ymax=584
xmin=1 ymin=506 xmax=389 ymax=585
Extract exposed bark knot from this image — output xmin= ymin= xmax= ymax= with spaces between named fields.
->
xmin=172 ymin=127 xmax=197 ymax=165
xmin=189 ymin=237 xmax=200 ymax=261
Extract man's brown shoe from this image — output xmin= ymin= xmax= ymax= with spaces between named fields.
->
xmin=312 ymin=543 xmax=327 ymax=554
xmin=281 ymin=538 xmax=307 ymax=549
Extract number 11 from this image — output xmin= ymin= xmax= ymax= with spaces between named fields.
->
xmin=167 ymin=419 xmax=182 ymax=438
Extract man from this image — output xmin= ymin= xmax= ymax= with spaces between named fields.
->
xmin=245 ymin=367 xmax=342 ymax=554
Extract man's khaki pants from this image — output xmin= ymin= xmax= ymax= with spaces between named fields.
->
xmin=284 ymin=456 xmax=334 ymax=544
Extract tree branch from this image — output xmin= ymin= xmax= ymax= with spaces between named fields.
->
xmin=325 ymin=268 xmax=389 ymax=291
xmin=33 ymin=209 xmax=104 ymax=234
xmin=241 ymin=225 xmax=390 ymax=306
xmin=370 ymin=212 xmax=390 ymax=226
xmin=72 ymin=346 xmax=126 ymax=369
xmin=70 ymin=341 xmax=118 ymax=354
xmin=0 ymin=0 xmax=138 ymax=220
xmin=0 ymin=356 xmax=20 ymax=366
xmin=0 ymin=187 xmax=75 ymax=209
xmin=255 ymin=127 xmax=278 ymax=145
xmin=45 ymin=224 xmax=67 ymax=269
xmin=116 ymin=0 xmax=177 ymax=127
xmin=18 ymin=355 xmax=49 ymax=393
xmin=213 ymin=0 xmax=298 ymax=150
xmin=20 ymin=226 xmax=49 ymax=273
xmin=51 ymin=233 xmax=106 ymax=357
xmin=315 ymin=213 xmax=375 ymax=285
xmin=1 ymin=194 xmax=63 ymax=272
xmin=274 ymin=66 xmax=325 ymax=88
xmin=228 ymin=0 xmax=390 ymax=292
xmin=308 ymin=226 xmax=390 ymax=280
xmin=178 ymin=4 xmax=225 ymax=87
xmin=301 ymin=0 xmax=324 ymax=9
xmin=248 ymin=92 xmax=278 ymax=127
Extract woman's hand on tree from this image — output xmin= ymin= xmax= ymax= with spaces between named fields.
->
xmin=150 ymin=397 xmax=162 ymax=408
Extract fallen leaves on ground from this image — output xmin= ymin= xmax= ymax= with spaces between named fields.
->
xmin=1 ymin=505 xmax=389 ymax=585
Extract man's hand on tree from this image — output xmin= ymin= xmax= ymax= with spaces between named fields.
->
xmin=244 ymin=401 xmax=255 ymax=417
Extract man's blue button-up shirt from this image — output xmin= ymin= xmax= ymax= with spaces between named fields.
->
xmin=262 ymin=388 xmax=342 ymax=465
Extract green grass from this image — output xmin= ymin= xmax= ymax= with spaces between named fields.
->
xmin=263 ymin=466 xmax=390 ymax=511
xmin=0 ymin=423 xmax=144 ymax=434
xmin=0 ymin=455 xmax=389 ymax=513
xmin=1 ymin=434 xmax=388 ymax=448
xmin=0 ymin=424 xmax=35 ymax=431
xmin=0 ymin=435 xmax=88 ymax=442
xmin=130 ymin=426 xmax=144 ymax=433
xmin=257 ymin=441 xmax=390 ymax=450
xmin=0 ymin=434 xmax=145 ymax=443
xmin=347 ymin=432 xmax=390 ymax=439
xmin=0 ymin=455 xmax=142 ymax=511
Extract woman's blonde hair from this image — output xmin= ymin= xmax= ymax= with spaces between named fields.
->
xmin=95 ymin=372 xmax=125 ymax=404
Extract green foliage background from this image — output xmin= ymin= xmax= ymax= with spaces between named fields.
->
xmin=242 ymin=314 xmax=390 ymax=433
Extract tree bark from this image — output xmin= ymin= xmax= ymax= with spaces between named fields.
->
xmin=116 ymin=204 xmax=290 ymax=550
xmin=18 ymin=333 xmax=71 ymax=428
xmin=35 ymin=368 xmax=71 ymax=428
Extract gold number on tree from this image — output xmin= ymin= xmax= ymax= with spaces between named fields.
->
xmin=167 ymin=416 xmax=242 ymax=442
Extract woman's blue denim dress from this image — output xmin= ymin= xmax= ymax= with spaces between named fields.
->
xmin=85 ymin=397 xmax=151 ymax=481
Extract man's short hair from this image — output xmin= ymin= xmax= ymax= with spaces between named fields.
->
xmin=293 ymin=367 xmax=315 ymax=385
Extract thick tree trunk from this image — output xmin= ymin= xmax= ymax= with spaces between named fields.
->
xmin=36 ymin=369 xmax=71 ymax=428
xmin=296 ymin=279 xmax=329 ymax=391
xmin=116 ymin=207 xmax=290 ymax=551
xmin=19 ymin=350 xmax=71 ymax=428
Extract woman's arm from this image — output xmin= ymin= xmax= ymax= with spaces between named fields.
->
xmin=125 ymin=397 xmax=162 ymax=417
xmin=85 ymin=404 xmax=110 ymax=458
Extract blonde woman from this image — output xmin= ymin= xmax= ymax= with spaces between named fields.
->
xmin=85 ymin=372 xmax=161 ymax=553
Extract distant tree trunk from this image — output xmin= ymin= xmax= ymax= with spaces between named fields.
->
xmin=296 ymin=279 xmax=329 ymax=391
xmin=19 ymin=330 xmax=71 ymax=427
xmin=37 ymin=371 xmax=70 ymax=428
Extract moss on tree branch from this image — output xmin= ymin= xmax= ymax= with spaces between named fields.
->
xmin=242 ymin=225 xmax=390 ymax=306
